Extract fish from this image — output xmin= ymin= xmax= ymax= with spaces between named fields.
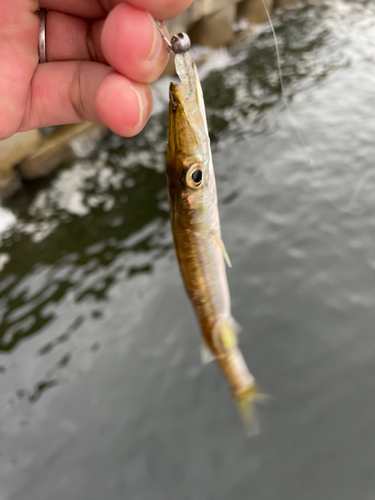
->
xmin=166 ymin=52 xmax=265 ymax=434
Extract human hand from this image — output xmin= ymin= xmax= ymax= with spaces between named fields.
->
xmin=0 ymin=0 xmax=192 ymax=141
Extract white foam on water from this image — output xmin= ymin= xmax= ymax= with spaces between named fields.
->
xmin=0 ymin=253 xmax=10 ymax=271
xmin=0 ymin=206 xmax=16 ymax=233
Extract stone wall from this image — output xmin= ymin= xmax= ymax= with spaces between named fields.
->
xmin=0 ymin=124 xmax=108 ymax=199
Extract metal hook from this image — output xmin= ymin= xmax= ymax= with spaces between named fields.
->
xmin=154 ymin=21 xmax=192 ymax=54
xmin=155 ymin=21 xmax=173 ymax=53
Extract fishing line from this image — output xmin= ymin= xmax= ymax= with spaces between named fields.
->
xmin=260 ymin=0 xmax=363 ymax=215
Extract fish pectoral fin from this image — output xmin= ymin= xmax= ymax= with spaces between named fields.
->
xmin=211 ymin=231 xmax=232 ymax=268
xmin=200 ymin=338 xmax=215 ymax=365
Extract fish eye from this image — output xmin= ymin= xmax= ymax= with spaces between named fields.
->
xmin=185 ymin=163 xmax=203 ymax=189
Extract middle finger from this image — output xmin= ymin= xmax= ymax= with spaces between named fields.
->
xmin=45 ymin=3 xmax=169 ymax=84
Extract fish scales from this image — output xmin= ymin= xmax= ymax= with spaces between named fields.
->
xmin=166 ymin=51 xmax=264 ymax=433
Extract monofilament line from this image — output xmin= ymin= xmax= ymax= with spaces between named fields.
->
xmin=260 ymin=0 xmax=314 ymax=167
xmin=260 ymin=0 xmax=361 ymax=215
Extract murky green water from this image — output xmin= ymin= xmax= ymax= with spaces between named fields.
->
xmin=2 ymin=1 xmax=375 ymax=498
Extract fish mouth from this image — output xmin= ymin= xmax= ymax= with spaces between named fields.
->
xmin=168 ymin=82 xmax=199 ymax=159
xmin=169 ymin=82 xmax=185 ymax=113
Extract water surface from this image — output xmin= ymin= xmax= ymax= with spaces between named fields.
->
xmin=1 ymin=1 xmax=375 ymax=498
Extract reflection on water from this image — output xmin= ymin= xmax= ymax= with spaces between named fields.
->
xmin=2 ymin=1 xmax=375 ymax=499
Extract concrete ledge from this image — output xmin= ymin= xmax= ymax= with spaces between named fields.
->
xmin=275 ymin=0 xmax=300 ymax=7
xmin=18 ymin=123 xmax=107 ymax=180
xmin=0 ymin=123 xmax=107 ymax=199
xmin=189 ymin=4 xmax=238 ymax=47
xmin=237 ymin=0 xmax=274 ymax=23
xmin=0 ymin=130 xmax=43 ymax=198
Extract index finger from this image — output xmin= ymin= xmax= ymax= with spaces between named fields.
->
xmin=40 ymin=0 xmax=193 ymax=21
xmin=126 ymin=0 xmax=193 ymax=20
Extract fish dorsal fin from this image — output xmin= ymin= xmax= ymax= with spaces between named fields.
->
xmin=211 ymin=231 xmax=232 ymax=268
xmin=231 ymin=317 xmax=242 ymax=336
xmin=193 ymin=63 xmax=209 ymax=138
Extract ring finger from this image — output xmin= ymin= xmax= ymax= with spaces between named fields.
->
xmin=44 ymin=3 xmax=170 ymax=84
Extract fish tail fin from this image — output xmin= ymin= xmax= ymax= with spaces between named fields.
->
xmin=234 ymin=384 xmax=269 ymax=437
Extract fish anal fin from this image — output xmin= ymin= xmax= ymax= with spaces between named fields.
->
xmin=210 ymin=231 xmax=232 ymax=268
xmin=200 ymin=338 xmax=215 ymax=365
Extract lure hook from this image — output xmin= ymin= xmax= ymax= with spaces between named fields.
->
xmin=154 ymin=21 xmax=191 ymax=54
xmin=155 ymin=21 xmax=173 ymax=53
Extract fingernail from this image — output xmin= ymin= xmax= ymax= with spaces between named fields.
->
xmin=147 ymin=15 xmax=163 ymax=61
xmin=130 ymin=85 xmax=146 ymax=128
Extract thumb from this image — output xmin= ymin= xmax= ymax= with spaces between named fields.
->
xmin=18 ymin=62 xmax=153 ymax=137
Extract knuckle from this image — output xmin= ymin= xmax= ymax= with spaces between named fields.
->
xmin=69 ymin=62 xmax=87 ymax=121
